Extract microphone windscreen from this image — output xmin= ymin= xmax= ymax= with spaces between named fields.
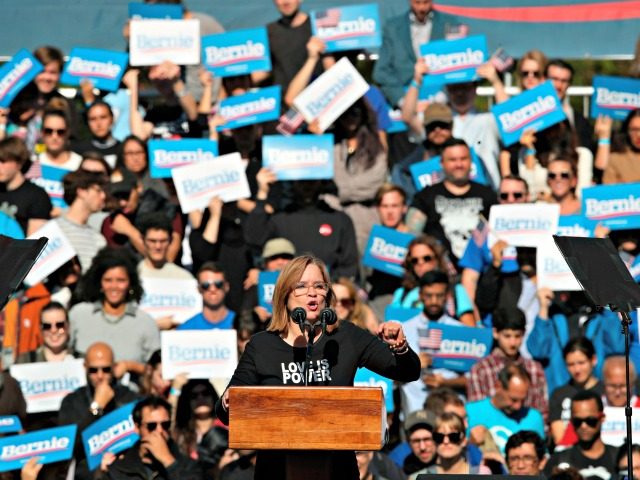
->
xmin=320 ymin=308 xmax=338 ymax=326
xmin=291 ymin=307 xmax=307 ymax=324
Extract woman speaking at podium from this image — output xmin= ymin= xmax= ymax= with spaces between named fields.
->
xmin=215 ymin=254 xmax=420 ymax=479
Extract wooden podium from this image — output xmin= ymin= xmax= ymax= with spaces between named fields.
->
xmin=228 ymin=386 xmax=385 ymax=479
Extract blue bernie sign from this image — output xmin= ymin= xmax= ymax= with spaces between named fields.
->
xmin=0 ymin=425 xmax=76 ymax=472
xmin=61 ymin=48 xmax=129 ymax=92
xmin=0 ymin=49 xmax=43 ymax=108
xmin=218 ymin=86 xmax=281 ymax=130
xmin=258 ymin=270 xmax=280 ymax=314
xmin=149 ymin=139 xmax=219 ymax=179
xmin=202 ymin=28 xmax=271 ymax=77
xmin=363 ymin=225 xmax=415 ymax=277
xmin=311 ymin=4 xmax=382 ymax=53
xmin=420 ymin=35 xmax=488 ymax=86
xmin=262 ymin=134 xmax=334 ymax=181
xmin=591 ymin=75 xmax=640 ymax=121
xmin=582 ymin=182 xmax=640 ymax=230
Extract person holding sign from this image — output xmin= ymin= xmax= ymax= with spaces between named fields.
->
xmin=600 ymin=109 xmax=640 ymax=184
xmin=215 ymin=254 xmax=420 ymax=479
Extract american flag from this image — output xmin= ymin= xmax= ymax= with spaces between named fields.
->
xmin=419 ymin=328 xmax=442 ymax=351
xmin=276 ymin=108 xmax=305 ymax=136
xmin=315 ymin=9 xmax=341 ymax=28
xmin=444 ymin=24 xmax=469 ymax=40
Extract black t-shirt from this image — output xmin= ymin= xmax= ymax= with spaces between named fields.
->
xmin=72 ymin=138 xmax=122 ymax=168
xmin=411 ymin=181 xmax=497 ymax=264
xmin=545 ymin=444 xmax=617 ymax=480
xmin=549 ymin=381 xmax=604 ymax=423
xmin=0 ymin=180 xmax=52 ymax=233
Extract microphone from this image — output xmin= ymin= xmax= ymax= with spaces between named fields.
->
xmin=319 ymin=308 xmax=338 ymax=330
xmin=291 ymin=307 xmax=307 ymax=330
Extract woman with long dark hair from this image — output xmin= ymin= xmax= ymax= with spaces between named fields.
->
xmin=599 ymin=108 xmax=640 ymax=184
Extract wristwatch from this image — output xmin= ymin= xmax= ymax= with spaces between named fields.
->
xmin=89 ymin=401 xmax=103 ymax=416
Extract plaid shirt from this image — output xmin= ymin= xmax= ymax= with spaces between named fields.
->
xmin=467 ymin=348 xmax=549 ymax=424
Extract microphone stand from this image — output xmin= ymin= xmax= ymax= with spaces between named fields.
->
xmin=303 ymin=322 xmax=319 ymax=387
xmin=616 ymin=308 xmax=634 ymax=480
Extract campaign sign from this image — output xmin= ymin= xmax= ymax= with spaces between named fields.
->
xmin=591 ymin=75 xmax=640 ymax=121
xmin=354 ymin=368 xmax=393 ymax=412
xmin=601 ymin=406 xmax=640 ymax=447
xmin=24 ymin=221 xmax=76 ymax=286
xmin=139 ymin=278 xmax=202 ymax=324
xmin=82 ymin=402 xmax=139 ymax=471
xmin=363 ymin=225 xmax=415 ymax=277
xmin=161 ymin=330 xmax=238 ymax=380
xmin=556 ymin=214 xmax=595 ymax=238
xmin=293 ymin=57 xmax=370 ymax=132
xmin=629 ymin=255 xmax=640 ymax=283
xmin=384 ymin=306 xmax=422 ymax=323
xmin=0 ymin=416 xmax=22 ymax=434
xmin=10 ymin=360 xmax=86 ymax=413
xmin=31 ymin=165 xmax=67 ymax=209
xmin=386 ymin=108 xmax=408 ymax=134
xmin=582 ymin=182 xmax=640 ymax=230
xmin=0 ymin=49 xmax=43 ymax=108
xmin=536 ymin=237 xmax=581 ymax=291
xmin=409 ymin=149 xmax=488 ymax=190
xmin=148 ymin=139 xmax=219 ymax=178
xmin=419 ymin=35 xmax=488 ymax=86
xmin=492 ymin=81 xmax=566 ymax=147
xmin=60 ymin=48 xmax=129 ymax=92
xmin=311 ymin=4 xmax=381 ymax=53
xmin=129 ymin=19 xmax=200 ymax=66
xmin=488 ymin=203 xmax=560 ymax=248
xmin=258 ymin=270 xmax=280 ymax=314
xmin=421 ymin=323 xmax=493 ymax=372
xmin=172 ymin=152 xmax=251 ymax=213
xmin=202 ymin=28 xmax=271 ymax=77
xmin=218 ymin=86 xmax=281 ymax=130
xmin=262 ymin=134 xmax=334 ymax=180
xmin=128 ymin=2 xmax=183 ymax=19
xmin=0 ymin=425 xmax=76 ymax=472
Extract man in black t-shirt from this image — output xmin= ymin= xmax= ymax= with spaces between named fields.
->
xmin=545 ymin=390 xmax=617 ymax=480
xmin=406 ymin=138 xmax=497 ymax=267
xmin=0 ymin=137 xmax=51 ymax=236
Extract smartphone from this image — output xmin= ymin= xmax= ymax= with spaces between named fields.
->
xmin=490 ymin=48 xmax=514 ymax=73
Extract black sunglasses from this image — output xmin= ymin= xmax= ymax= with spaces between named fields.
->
xmin=199 ymin=280 xmax=225 ymax=290
xmin=410 ymin=255 xmax=434 ymax=266
xmin=143 ymin=420 xmax=171 ymax=432
xmin=570 ymin=416 xmax=601 ymax=428
xmin=88 ymin=366 xmax=112 ymax=374
xmin=520 ymin=70 xmax=542 ymax=78
xmin=43 ymin=127 xmax=67 ymax=136
xmin=337 ymin=298 xmax=354 ymax=308
xmin=433 ymin=431 xmax=464 ymax=445
xmin=548 ymin=171 xmax=571 ymax=180
xmin=499 ymin=191 xmax=525 ymax=201
xmin=42 ymin=321 xmax=66 ymax=331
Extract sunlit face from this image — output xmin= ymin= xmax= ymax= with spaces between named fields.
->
xmin=493 ymin=328 xmax=523 ymax=358
xmin=507 ymin=442 xmax=543 ymax=475
xmin=332 ymin=284 xmax=354 ymax=321
xmin=547 ymin=161 xmax=576 ymax=198
xmin=85 ymin=347 xmax=114 ymax=389
xmin=499 ymin=178 xmax=529 ymax=204
xmin=34 ymin=61 xmax=61 ymax=94
xmin=122 ymin=140 xmax=148 ymax=174
xmin=273 ymin=0 xmax=301 ymax=16
xmin=87 ymin=104 xmax=113 ymax=139
xmin=197 ymin=270 xmax=228 ymax=310
xmin=519 ymin=58 xmax=544 ymax=91
xmin=495 ymin=377 xmax=529 ymax=417
xmin=441 ymin=145 xmax=471 ymax=186
xmin=571 ymin=399 xmax=603 ymax=443
xmin=408 ymin=243 xmax=438 ymax=278
xmin=628 ymin=116 xmax=640 ymax=149
xmin=101 ymin=266 xmax=130 ymax=307
xmin=410 ymin=0 xmax=433 ymax=22
xmin=42 ymin=115 xmax=68 ymax=156
xmin=138 ymin=406 xmax=171 ymax=443
xmin=377 ymin=191 xmax=407 ymax=229
xmin=41 ymin=308 xmax=69 ymax=351
xmin=565 ymin=350 xmax=596 ymax=385
xmin=419 ymin=283 xmax=447 ymax=319
xmin=286 ymin=264 xmax=328 ymax=323
xmin=0 ymin=158 xmax=21 ymax=184
xmin=409 ymin=427 xmax=436 ymax=464
xmin=80 ymin=183 xmax=106 ymax=213
xmin=547 ymin=64 xmax=572 ymax=100
xmin=604 ymin=364 xmax=628 ymax=407
xmin=434 ymin=423 xmax=466 ymax=461
xmin=144 ymin=228 xmax=171 ymax=265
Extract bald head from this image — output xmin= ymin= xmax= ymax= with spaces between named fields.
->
xmin=85 ymin=342 xmax=114 ymax=388
xmin=603 ymin=355 xmax=635 ymax=407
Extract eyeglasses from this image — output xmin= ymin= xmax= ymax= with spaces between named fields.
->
xmin=605 ymin=383 xmax=627 ymax=392
xmin=42 ymin=321 xmax=66 ymax=331
xmin=88 ymin=366 xmax=112 ymax=374
xmin=409 ymin=436 xmax=435 ymax=446
xmin=520 ymin=70 xmax=541 ymax=78
xmin=336 ymin=298 xmax=354 ymax=308
xmin=547 ymin=171 xmax=571 ymax=181
xmin=199 ymin=280 xmax=225 ymax=290
xmin=43 ymin=127 xmax=67 ymax=137
xmin=433 ymin=431 xmax=464 ymax=445
xmin=266 ymin=254 xmax=294 ymax=262
xmin=507 ymin=455 xmax=538 ymax=466
xmin=499 ymin=191 xmax=525 ymax=201
xmin=143 ymin=420 xmax=171 ymax=432
xmin=293 ymin=282 xmax=329 ymax=296
xmin=410 ymin=255 xmax=435 ymax=266
xmin=570 ymin=416 xmax=601 ymax=428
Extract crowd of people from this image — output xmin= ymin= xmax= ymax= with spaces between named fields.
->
xmin=0 ymin=0 xmax=640 ymax=479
